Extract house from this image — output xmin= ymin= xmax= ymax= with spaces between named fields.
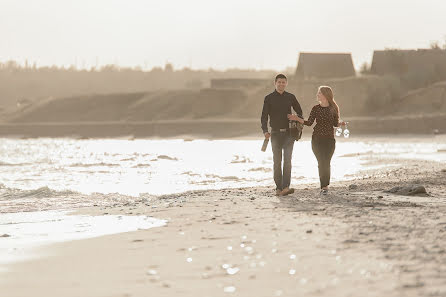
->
xmin=295 ymin=52 xmax=355 ymax=80
xmin=370 ymin=48 xmax=446 ymax=78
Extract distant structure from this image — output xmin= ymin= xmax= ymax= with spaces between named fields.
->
xmin=295 ymin=52 xmax=355 ymax=80
xmin=371 ymin=49 xmax=446 ymax=78
xmin=210 ymin=78 xmax=269 ymax=89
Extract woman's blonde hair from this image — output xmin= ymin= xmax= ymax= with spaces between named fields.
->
xmin=319 ymin=86 xmax=340 ymax=118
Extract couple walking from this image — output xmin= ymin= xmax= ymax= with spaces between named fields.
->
xmin=261 ymin=74 xmax=345 ymax=196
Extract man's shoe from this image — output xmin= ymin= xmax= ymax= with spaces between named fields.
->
xmin=321 ymin=189 xmax=328 ymax=196
xmin=281 ymin=187 xmax=295 ymax=196
xmin=275 ymin=189 xmax=282 ymax=196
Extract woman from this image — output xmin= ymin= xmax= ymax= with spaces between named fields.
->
xmin=288 ymin=86 xmax=345 ymax=195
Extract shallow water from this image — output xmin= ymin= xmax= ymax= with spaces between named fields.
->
xmin=0 ymin=136 xmax=445 ymax=213
xmin=0 ymin=210 xmax=166 ymax=269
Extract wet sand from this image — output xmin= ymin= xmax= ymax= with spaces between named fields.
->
xmin=1 ymin=159 xmax=446 ymax=297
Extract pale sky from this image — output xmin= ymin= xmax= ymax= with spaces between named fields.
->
xmin=1 ymin=0 xmax=445 ymax=71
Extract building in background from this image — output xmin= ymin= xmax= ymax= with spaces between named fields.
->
xmin=295 ymin=52 xmax=356 ymax=80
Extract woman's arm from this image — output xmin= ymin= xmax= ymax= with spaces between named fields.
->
xmin=287 ymin=114 xmax=304 ymax=123
xmin=304 ymin=106 xmax=316 ymax=126
xmin=333 ymin=113 xmax=340 ymax=127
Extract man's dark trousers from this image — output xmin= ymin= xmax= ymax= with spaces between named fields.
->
xmin=271 ymin=131 xmax=294 ymax=191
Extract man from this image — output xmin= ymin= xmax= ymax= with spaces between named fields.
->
xmin=261 ymin=74 xmax=303 ymax=196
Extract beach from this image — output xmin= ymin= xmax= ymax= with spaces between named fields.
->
xmin=1 ymin=138 xmax=445 ymax=297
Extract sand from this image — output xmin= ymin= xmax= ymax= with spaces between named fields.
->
xmin=1 ymin=159 xmax=446 ymax=297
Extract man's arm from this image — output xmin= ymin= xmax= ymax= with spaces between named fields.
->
xmin=260 ymin=96 xmax=270 ymax=134
xmin=292 ymin=95 xmax=303 ymax=118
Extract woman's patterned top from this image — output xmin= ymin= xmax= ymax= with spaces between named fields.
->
xmin=304 ymin=104 xmax=340 ymax=138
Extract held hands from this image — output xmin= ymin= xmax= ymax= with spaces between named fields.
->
xmin=264 ymin=132 xmax=271 ymax=139
xmin=287 ymin=114 xmax=304 ymax=124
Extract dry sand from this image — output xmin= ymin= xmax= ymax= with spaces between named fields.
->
xmin=1 ymin=159 xmax=446 ymax=297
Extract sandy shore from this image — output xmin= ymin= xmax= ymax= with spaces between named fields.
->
xmin=1 ymin=159 xmax=446 ymax=297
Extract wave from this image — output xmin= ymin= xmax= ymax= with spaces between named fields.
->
xmin=132 ymin=163 xmax=151 ymax=168
xmin=0 ymin=161 xmax=32 ymax=167
xmin=68 ymin=162 xmax=121 ymax=167
xmin=0 ymin=184 xmax=79 ymax=200
xmin=230 ymin=155 xmax=252 ymax=164
xmin=248 ymin=167 xmax=272 ymax=172
xmin=154 ymin=155 xmax=178 ymax=161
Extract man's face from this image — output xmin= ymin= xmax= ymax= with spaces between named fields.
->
xmin=275 ymin=78 xmax=287 ymax=92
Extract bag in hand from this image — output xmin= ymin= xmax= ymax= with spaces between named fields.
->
xmin=289 ymin=121 xmax=304 ymax=141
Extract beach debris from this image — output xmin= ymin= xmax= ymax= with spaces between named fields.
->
xmin=227 ymin=246 xmax=233 ymax=251
xmin=289 ymin=269 xmax=296 ymax=275
xmin=1 ymin=234 xmax=11 ymax=238
xmin=348 ymin=184 xmax=358 ymax=190
xmin=289 ymin=254 xmax=296 ymax=260
xmin=386 ymin=185 xmax=427 ymax=196
xmin=222 ymin=264 xmax=230 ymax=269
xmin=271 ymin=248 xmax=278 ymax=253
xmin=186 ymin=257 xmax=193 ymax=263
xmin=306 ymin=230 xmax=312 ymax=234
xmin=224 ymin=286 xmax=236 ymax=293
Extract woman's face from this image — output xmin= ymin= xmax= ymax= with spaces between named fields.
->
xmin=317 ymin=90 xmax=327 ymax=103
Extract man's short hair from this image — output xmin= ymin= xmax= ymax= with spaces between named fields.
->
xmin=275 ymin=74 xmax=287 ymax=82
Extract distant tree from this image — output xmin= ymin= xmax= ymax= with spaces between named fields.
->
xmin=430 ymin=41 xmax=441 ymax=50
xmin=164 ymin=63 xmax=173 ymax=72
xmin=359 ymin=62 xmax=371 ymax=75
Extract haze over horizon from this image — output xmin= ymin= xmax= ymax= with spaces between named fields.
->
xmin=1 ymin=0 xmax=445 ymax=71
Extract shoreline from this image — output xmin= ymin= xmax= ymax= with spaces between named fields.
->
xmin=1 ymin=158 xmax=445 ymax=296
xmin=0 ymin=114 xmax=445 ymax=138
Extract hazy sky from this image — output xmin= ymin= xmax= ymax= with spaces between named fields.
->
xmin=1 ymin=0 xmax=445 ymax=71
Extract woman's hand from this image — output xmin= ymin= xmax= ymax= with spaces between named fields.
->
xmin=288 ymin=114 xmax=304 ymax=124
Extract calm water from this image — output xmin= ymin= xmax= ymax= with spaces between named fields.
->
xmin=0 ymin=136 xmax=445 ymax=213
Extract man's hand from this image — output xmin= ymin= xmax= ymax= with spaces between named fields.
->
xmin=264 ymin=132 xmax=271 ymax=139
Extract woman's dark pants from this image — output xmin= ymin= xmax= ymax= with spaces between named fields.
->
xmin=271 ymin=132 xmax=294 ymax=191
xmin=311 ymin=137 xmax=336 ymax=189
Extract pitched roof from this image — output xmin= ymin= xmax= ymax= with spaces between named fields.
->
xmin=295 ymin=52 xmax=355 ymax=79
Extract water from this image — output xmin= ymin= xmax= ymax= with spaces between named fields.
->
xmin=0 ymin=136 xmax=445 ymax=213
xmin=0 ymin=210 xmax=166 ymax=269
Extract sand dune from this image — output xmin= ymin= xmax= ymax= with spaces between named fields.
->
xmin=3 ymin=78 xmax=446 ymax=137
